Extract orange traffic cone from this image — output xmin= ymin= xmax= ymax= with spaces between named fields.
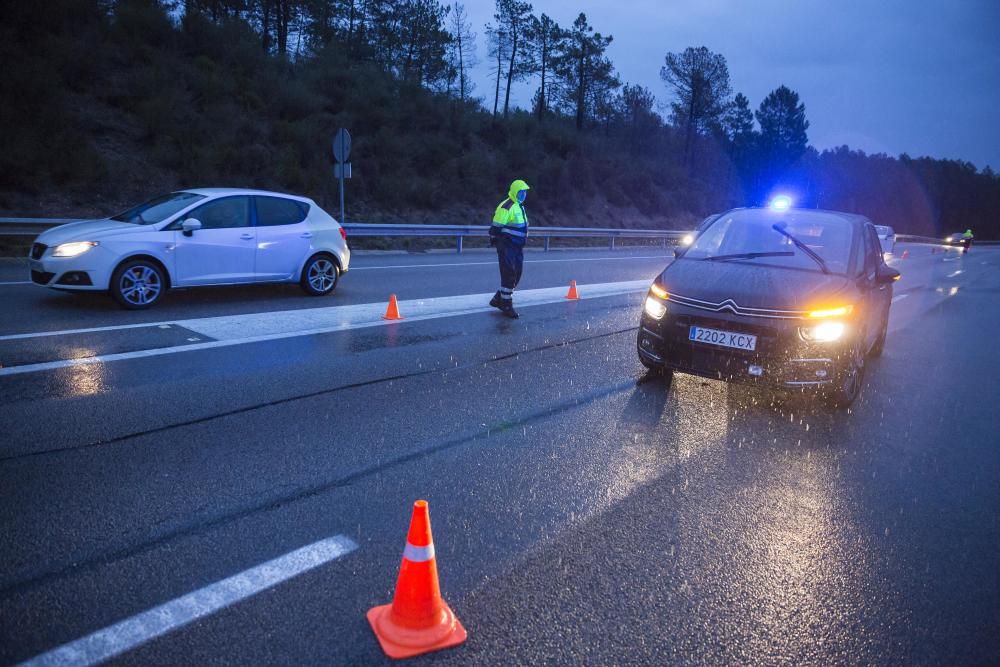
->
xmin=901 ymin=250 xmax=909 ymax=259
xmin=367 ymin=500 xmax=467 ymax=659
xmin=383 ymin=294 xmax=404 ymax=320
xmin=566 ymin=280 xmax=580 ymax=300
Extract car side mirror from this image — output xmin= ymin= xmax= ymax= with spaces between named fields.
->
xmin=181 ymin=218 xmax=202 ymax=237
xmin=877 ymin=265 xmax=900 ymax=285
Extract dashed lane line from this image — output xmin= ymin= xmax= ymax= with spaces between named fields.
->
xmin=891 ymin=294 xmax=909 ymax=303
xmin=17 ymin=535 xmax=358 ymax=667
xmin=0 ymin=280 xmax=650 ymax=376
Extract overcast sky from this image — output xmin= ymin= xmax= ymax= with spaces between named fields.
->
xmin=460 ymin=0 xmax=1000 ymax=170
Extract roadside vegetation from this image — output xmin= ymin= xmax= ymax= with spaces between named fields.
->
xmin=1 ymin=0 xmax=997 ymax=239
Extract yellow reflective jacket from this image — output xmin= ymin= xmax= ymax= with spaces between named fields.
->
xmin=492 ymin=180 xmax=530 ymax=244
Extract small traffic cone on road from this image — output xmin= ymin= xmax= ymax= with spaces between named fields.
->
xmin=367 ymin=500 xmax=467 ymax=659
xmin=383 ymin=294 xmax=404 ymax=320
xmin=566 ymin=280 xmax=580 ymax=300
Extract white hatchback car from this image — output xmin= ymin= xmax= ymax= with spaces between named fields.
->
xmin=28 ymin=188 xmax=350 ymax=309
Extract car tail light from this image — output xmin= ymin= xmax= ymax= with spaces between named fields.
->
xmin=339 ymin=227 xmax=348 ymax=241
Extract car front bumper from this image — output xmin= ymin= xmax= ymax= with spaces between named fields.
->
xmin=28 ymin=243 xmax=114 ymax=291
xmin=637 ymin=307 xmax=855 ymax=389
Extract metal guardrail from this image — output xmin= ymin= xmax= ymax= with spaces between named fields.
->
xmin=3 ymin=218 xmax=994 ymax=250
xmin=0 ymin=218 xmax=687 ymax=252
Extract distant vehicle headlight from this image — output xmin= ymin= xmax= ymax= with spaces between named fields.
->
xmin=644 ymin=296 xmax=667 ymax=320
xmin=52 ymin=241 xmax=99 ymax=257
xmin=799 ymin=321 xmax=846 ymax=342
xmin=681 ymin=234 xmax=694 ymax=246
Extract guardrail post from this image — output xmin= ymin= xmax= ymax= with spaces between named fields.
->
xmin=544 ymin=236 xmax=551 ymax=252
xmin=609 ymin=235 xmax=615 ymax=251
xmin=456 ymin=235 xmax=463 ymax=253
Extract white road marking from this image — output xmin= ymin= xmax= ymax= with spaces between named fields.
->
xmin=891 ymin=294 xmax=909 ymax=303
xmin=18 ymin=535 xmax=358 ymax=667
xmin=0 ymin=281 xmax=33 ymax=286
xmin=947 ymin=270 xmax=963 ymax=277
xmin=0 ymin=280 xmax=651 ymax=376
xmin=349 ymin=254 xmax=669 ymax=270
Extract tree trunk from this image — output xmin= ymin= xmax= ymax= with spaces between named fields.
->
xmin=536 ymin=43 xmax=546 ymax=121
xmin=493 ymin=45 xmax=502 ymax=118
xmin=458 ymin=32 xmax=465 ymax=102
xmin=575 ymin=44 xmax=586 ymax=131
xmin=261 ymin=0 xmax=272 ymax=52
xmin=503 ymin=30 xmax=517 ymax=119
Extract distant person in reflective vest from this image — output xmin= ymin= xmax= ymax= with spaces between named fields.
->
xmin=962 ymin=228 xmax=973 ymax=253
xmin=489 ymin=179 xmax=530 ymax=318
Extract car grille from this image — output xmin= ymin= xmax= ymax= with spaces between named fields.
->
xmin=31 ymin=270 xmax=55 ymax=285
xmin=666 ymin=292 xmax=805 ymax=319
xmin=30 ymin=243 xmax=48 ymax=260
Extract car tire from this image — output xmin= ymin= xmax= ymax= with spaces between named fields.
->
xmin=638 ymin=350 xmax=674 ymax=382
xmin=300 ymin=254 xmax=339 ymax=296
xmin=869 ymin=315 xmax=888 ymax=358
xmin=111 ymin=259 xmax=166 ymax=310
xmin=827 ymin=345 xmax=865 ymax=408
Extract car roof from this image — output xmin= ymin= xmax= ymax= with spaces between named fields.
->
xmin=179 ymin=188 xmax=312 ymax=203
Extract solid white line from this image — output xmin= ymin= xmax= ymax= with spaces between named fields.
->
xmin=349 ymin=254 xmax=669 ymax=270
xmin=18 ymin=535 xmax=358 ymax=667
xmin=0 ymin=281 xmax=32 ymax=286
xmin=891 ymin=294 xmax=909 ymax=303
xmin=0 ymin=281 xmax=650 ymax=376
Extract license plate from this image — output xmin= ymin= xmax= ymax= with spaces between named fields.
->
xmin=689 ymin=326 xmax=757 ymax=351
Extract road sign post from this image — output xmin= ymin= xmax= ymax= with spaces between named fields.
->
xmin=333 ymin=128 xmax=352 ymax=225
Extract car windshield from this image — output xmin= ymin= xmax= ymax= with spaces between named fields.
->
xmin=683 ymin=209 xmax=854 ymax=274
xmin=110 ymin=192 xmax=205 ymax=225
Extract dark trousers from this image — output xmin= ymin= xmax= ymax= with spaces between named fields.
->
xmin=496 ymin=238 xmax=524 ymax=301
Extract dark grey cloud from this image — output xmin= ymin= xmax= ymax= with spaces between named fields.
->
xmin=464 ymin=0 xmax=1000 ymax=169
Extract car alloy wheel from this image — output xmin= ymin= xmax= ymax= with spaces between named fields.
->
xmin=301 ymin=255 xmax=339 ymax=296
xmin=113 ymin=261 xmax=164 ymax=309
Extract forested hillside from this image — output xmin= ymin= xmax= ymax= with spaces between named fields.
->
xmin=1 ymin=0 xmax=998 ymax=238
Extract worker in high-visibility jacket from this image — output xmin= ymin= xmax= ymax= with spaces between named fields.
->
xmin=489 ymin=179 xmax=530 ymax=318
xmin=962 ymin=228 xmax=974 ymax=253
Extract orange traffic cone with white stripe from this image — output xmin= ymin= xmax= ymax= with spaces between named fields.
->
xmin=367 ymin=500 xmax=467 ymax=659
xmin=383 ymin=294 xmax=404 ymax=320
xmin=566 ymin=280 xmax=580 ymax=300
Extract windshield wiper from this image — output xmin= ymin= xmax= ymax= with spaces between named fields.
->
xmin=771 ymin=223 xmax=830 ymax=274
xmin=704 ymin=251 xmax=794 ymax=262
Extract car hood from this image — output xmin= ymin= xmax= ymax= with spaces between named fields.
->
xmin=36 ymin=219 xmax=155 ymax=246
xmin=661 ymin=258 xmax=852 ymax=311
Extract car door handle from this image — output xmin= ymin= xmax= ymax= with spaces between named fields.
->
xmin=300 ymin=232 xmax=314 ymax=239
xmin=240 ymin=233 xmax=254 ymax=240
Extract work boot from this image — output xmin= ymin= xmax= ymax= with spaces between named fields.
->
xmin=500 ymin=304 xmax=519 ymax=319
xmin=490 ymin=291 xmax=504 ymax=309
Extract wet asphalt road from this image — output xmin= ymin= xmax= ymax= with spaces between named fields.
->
xmin=0 ymin=245 xmax=997 ymax=666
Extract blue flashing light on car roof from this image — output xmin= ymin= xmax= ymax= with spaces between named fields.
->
xmin=769 ymin=195 xmax=793 ymax=211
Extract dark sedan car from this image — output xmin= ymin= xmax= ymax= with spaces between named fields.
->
xmin=637 ymin=207 xmax=900 ymax=407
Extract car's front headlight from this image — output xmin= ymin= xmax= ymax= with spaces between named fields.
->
xmin=644 ymin=296 xmax=667 ymax=320
xmin=799 ymin=321 xmax=846 ymax=342
xmin=52 ymin=241 xmax=99 ymax=257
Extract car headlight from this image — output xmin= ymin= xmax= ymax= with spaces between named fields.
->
xmin=52 ymin=241 xmax=99 ymax=257
xmin=644 ymin=296 xmax=667 ymax=320
xmin=799 ymin=321 xmax=846 ymax=343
